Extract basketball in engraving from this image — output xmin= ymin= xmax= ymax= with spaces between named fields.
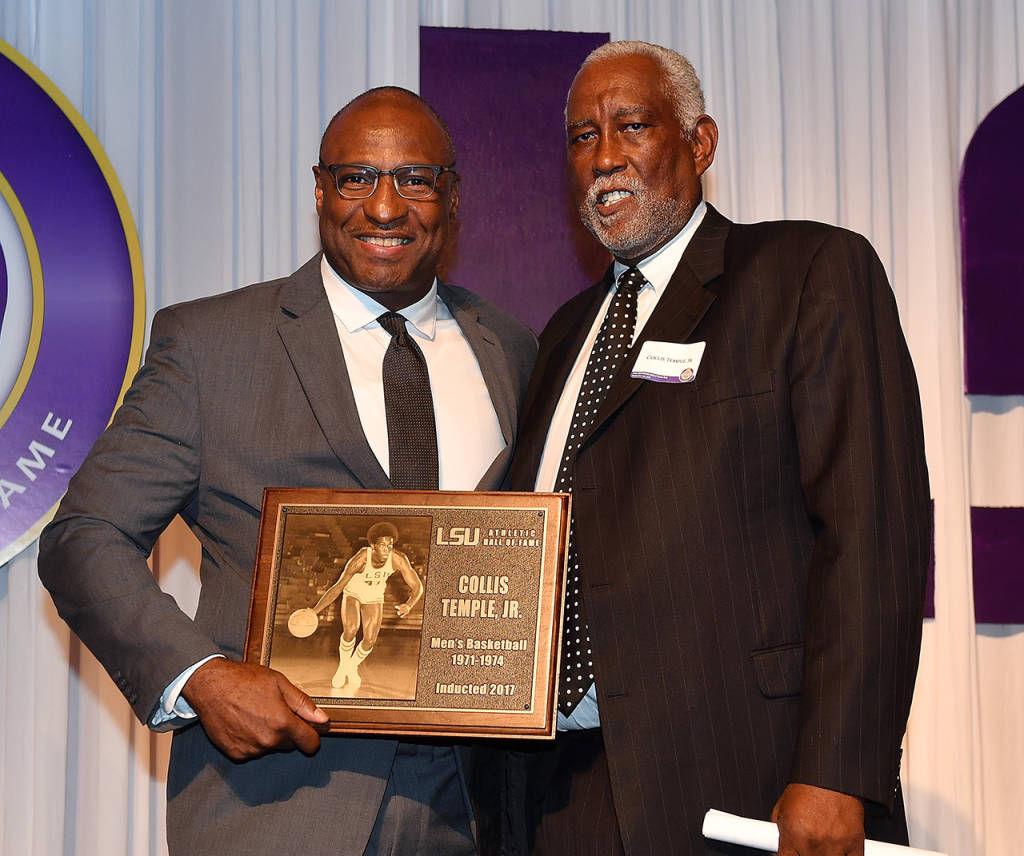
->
xmin=287 ymin=608 xmax=319 ymax=638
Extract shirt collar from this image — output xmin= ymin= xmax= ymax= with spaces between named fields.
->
xmin=612 ymin=199 xmax=708 ymax=293
xmin=320 ymin=255 xmax=439 ymax=340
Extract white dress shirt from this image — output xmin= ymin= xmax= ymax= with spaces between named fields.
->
xmin=151 ymin=258 xmax=505 ymax=728
xmin=319 ymin=256 xmax=505 ymax=489
xmin=535 ymin=201 xmax=707 ymax=730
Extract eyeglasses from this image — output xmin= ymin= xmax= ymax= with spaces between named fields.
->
xmin=318 ymin=161 xmax=457 ymax=200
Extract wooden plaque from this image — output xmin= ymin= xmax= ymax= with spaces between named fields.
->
xmin=245 ymin=488 xmax=570 ymax=739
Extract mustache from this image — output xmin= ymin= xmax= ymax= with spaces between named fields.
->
xmin=584 ymin=175 xmax=646 ymax=208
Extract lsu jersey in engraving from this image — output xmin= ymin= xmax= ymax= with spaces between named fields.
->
xmin=343 ymin=547 xmax=396 ymax=604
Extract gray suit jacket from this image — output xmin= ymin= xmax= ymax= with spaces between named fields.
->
xmin=38 ymin=255 xmax=537 ymax=855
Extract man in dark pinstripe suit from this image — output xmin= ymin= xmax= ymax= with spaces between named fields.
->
xmin=505 ymin=41 xmax=930 ymax=856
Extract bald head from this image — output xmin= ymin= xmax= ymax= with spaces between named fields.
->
xmin=319 ymin=87 xmax=455 ymax=164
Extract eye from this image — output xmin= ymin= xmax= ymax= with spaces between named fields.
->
xmin=622 ymin=122 xmax=649 ymax=133
xmin=339 ymin=171 xmax=373 ymax=187
xmin=570 ymin=129 xmax=597 ymax=145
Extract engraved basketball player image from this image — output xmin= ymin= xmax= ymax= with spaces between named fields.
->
xmin=307 ymin=522 xmax=424 ymax=697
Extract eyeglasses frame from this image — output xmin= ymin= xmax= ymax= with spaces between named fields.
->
xmin=317 ymin=160 xmax=458 ymax=201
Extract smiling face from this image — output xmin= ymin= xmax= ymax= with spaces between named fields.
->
xmin=566 ymin=54 xmax=717 ymax=263
xmin=314 ymin=94 xmax=458 ymax=310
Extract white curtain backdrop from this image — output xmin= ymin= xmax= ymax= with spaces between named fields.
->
xmin=1 ymin=1 xmax=1022 ymax=854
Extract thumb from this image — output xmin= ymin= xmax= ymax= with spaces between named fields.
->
xmin=276 ymin=673 xmax=329 ymax=723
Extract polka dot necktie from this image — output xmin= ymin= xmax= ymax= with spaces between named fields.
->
xmin=378 ymin=311 xmax=439 ymax=490
xmin=556 ymin=266 xmax=644 ymax=715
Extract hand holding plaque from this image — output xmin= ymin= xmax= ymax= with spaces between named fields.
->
xmin=245 ymin=489 xmax=569 ymax=739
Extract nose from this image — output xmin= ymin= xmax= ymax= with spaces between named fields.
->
xmin=593 ymin=131 xmax=626 ymax=177
xmin=363 ymin=173 xmax=409 ymax=226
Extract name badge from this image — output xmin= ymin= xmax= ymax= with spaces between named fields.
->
xmin=631 ymin=340 xmax=706 ymax=383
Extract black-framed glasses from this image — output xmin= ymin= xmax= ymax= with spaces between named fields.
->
xmin=318 ymin=161 xmax=457 ymax=200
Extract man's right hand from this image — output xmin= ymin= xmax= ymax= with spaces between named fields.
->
xmin=181 ymin=658 xmax=329 ymax=762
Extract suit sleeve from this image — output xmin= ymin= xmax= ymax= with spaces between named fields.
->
xmin=786 ymin=229 xmax=931 ymax=810
xmin=38 ymin=306 xmax=222 ymax=724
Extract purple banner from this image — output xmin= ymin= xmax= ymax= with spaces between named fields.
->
xmin=960 ymin=84 xmax=1024 ymax=622
xmin=971 ymin=507 xmax=1024 ymax=624
xmin=420 ymin=26 xmax=609 ymax=333
xmin=961 ymin=85 xmax=1024 ymax=395
xmin=0 ymin=43 xmax=143 ymax=565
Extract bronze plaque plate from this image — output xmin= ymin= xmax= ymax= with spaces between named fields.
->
xmin=245 ymin=488 xmax=569 ymax=739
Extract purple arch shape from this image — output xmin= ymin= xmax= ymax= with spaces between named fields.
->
xmin=961 ymin=84 xmax=1024 ymax=395
xmin=960 ymin=84 xmax=1024 ymax=624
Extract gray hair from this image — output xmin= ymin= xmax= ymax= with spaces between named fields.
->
xmin=571 ymin=41 xmax=706 ymax=137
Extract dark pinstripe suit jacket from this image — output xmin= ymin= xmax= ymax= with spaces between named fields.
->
xmin=505 ymin=205 xmax=930 ymax=855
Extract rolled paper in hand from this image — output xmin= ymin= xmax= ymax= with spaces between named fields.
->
xmin=701 ymin=809 xmax=947 ymax=856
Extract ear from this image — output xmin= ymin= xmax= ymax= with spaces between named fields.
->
xmin=313 ymin=165 xmax=324 ymax=214
xmin=690 ymin=116 xmax=718 ymax=177
xmin=447 ymin=179 xmax=460 ymax=221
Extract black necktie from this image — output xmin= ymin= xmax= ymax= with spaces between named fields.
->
xmin=556 ymin=267 xmax=644 ymax=715
xmin=377 ymin=311 xmax=439 ymax=490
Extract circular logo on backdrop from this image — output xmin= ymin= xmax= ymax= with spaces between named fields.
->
xmin=0 ymin=41 xmax=144 ymax=566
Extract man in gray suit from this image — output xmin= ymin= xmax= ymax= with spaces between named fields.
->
xmin=38 ymin=87 xmax=536 ymax=855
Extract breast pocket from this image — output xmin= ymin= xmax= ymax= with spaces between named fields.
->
xmin=696 ymin=370 xmax=775 ymax=407
xmin=689 ymin=369 xmax=780 ymax=515
xmin=751 ymin=642 xmax=804 ymax=698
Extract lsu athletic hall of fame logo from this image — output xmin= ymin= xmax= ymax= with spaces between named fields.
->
xmin=0 ymin=42 xmax=144 ymax=566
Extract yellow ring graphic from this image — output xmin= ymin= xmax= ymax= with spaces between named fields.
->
xmin=0 ymin=40 xmax=146 ymax=566
xmin=0 ymin=170 xmax=45 ymax=430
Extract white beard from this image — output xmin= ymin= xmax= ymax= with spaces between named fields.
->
xmin=579 ymin=176 xmax=689 ymax=258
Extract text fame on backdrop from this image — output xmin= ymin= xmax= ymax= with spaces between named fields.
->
xmin=0 ymin=41 xmax=144 ymax=566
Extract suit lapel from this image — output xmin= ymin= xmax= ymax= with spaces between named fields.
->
xmin=277 ymin=256 xmax=390 ymax=489
xmin=513 ymin=275 xmax=611 ymax=484
xmin=440 ymin=284 xmax=516 ymax=448
xmin=586 ymin=205 xmax=731 ymax=442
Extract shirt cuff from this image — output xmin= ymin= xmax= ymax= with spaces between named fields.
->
xmin=149 ymin=654 xmax=225 ymax=731
xmin=557 ymin=681 xmax=601 ymax=731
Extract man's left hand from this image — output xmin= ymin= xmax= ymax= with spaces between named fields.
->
xmin=771 ymin=782 xmax=865 ymax=855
